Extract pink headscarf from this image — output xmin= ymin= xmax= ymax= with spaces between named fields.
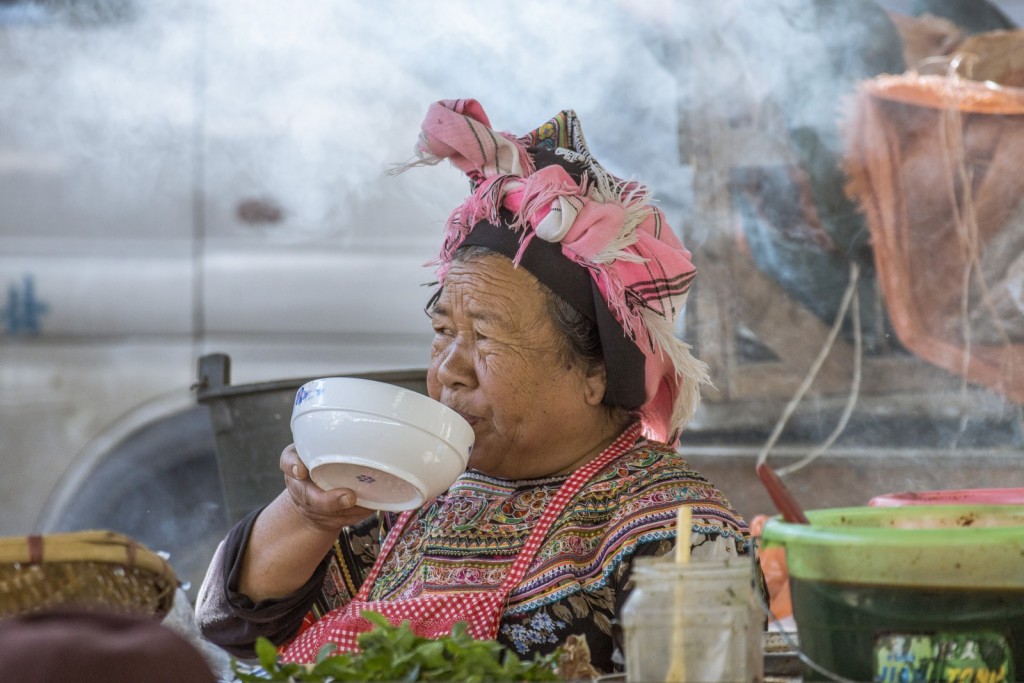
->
xmin=404 ymin=99 xmax=709 ymax=444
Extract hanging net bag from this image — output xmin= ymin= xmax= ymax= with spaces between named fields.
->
xmin=843 ymin=30 xmax=1024 ymax=403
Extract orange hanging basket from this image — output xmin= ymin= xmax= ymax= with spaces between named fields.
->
xmin=843 ymin=42 xmax=1024 ymax=403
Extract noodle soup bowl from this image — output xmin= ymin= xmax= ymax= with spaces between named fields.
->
xmin=291 ymin=378 xmax=474 ymax=511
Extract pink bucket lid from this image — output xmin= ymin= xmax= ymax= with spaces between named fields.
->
xmin=869 ymin=487 xmax=1024 ymax=507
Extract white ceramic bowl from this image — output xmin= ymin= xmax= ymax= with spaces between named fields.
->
xmin=290 ymin=377 xmax=474 ymax=511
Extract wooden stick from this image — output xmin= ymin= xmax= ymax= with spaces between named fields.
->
xmin=674 ymin=506 xmax=692 ymax=565
xmin=666 ymin=506 xmax=692 ymax=682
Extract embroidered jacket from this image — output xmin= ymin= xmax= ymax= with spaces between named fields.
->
xmin=196 ymin=432 xmax=749 ymax=673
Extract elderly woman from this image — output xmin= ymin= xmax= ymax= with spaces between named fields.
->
xmin=196 ymin=99 xmax=749 ymax=673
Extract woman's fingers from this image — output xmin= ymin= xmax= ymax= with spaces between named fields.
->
xmin=279 ymin=444 xmax=370 ymax=532
xmin=280 ymin=443 xmax=309 ymax=480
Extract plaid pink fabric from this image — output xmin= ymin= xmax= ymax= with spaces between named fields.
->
xmin=409 ymin=99 xmax=708 ymax=443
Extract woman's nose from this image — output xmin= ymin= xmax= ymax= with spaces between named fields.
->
xmin=434 ymin=336 xmax=475 ymax=388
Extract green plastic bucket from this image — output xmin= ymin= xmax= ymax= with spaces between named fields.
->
xmin=762 ymin=505 xmax=1024 ymax=682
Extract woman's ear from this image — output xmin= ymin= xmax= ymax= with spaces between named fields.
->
xmin=583 ymin=361 xmax=608 ymax=406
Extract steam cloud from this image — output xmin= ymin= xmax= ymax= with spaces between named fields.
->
xmin=0 ymin=0 xmax=684 ymax=248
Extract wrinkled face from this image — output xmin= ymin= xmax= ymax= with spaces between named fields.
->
xmin=427 ymin=253 xmax=607 ymax=479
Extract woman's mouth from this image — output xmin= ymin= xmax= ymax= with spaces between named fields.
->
xmin=457 ymin=411 xmax=479 ymax=426
xmin=446 ymin=403 xmax=479 ymax=426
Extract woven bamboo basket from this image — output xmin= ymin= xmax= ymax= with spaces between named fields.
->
xmin=0 ymin=530 xmax=177 ymax=619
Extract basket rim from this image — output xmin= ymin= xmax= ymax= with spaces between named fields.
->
xmin=0 ymin=530 xmax=176 ymax=587
xmin=863 ymin=73 xmax=1024 ymax=114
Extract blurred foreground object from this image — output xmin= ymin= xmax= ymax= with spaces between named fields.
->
xmin=0 ymin=609 xmax=215 ymax=683
xmin=0 ymin=530 xmax=177 ymax=618
xmin=844 ymin=30 xmax=1024 ymax=403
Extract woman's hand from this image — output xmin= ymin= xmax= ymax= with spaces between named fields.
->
xmin=280 ymin=444 xmax=373 ymax=534
xmin=236 ymin=445 xmax=374 ymax=601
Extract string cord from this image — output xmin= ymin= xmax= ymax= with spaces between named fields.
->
xmin=755 ymin=260 xmax=863 ymax=476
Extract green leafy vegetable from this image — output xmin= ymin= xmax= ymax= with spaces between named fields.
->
xmin=232 ymin=611 xmax=561 ymax=682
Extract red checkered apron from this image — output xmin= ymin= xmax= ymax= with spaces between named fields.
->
xmin=279 ymin=426 xmax=638 ymax=663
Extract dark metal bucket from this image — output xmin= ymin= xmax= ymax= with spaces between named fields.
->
xmin=194 ymin=353 xmax=428 ymax=525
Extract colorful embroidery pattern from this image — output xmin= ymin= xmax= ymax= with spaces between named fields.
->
xmin=314 ymin=435 xmax=749 ymax=671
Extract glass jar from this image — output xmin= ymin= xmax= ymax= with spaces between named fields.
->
xmin=621 ymin=556 xmax=763 ymax=683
